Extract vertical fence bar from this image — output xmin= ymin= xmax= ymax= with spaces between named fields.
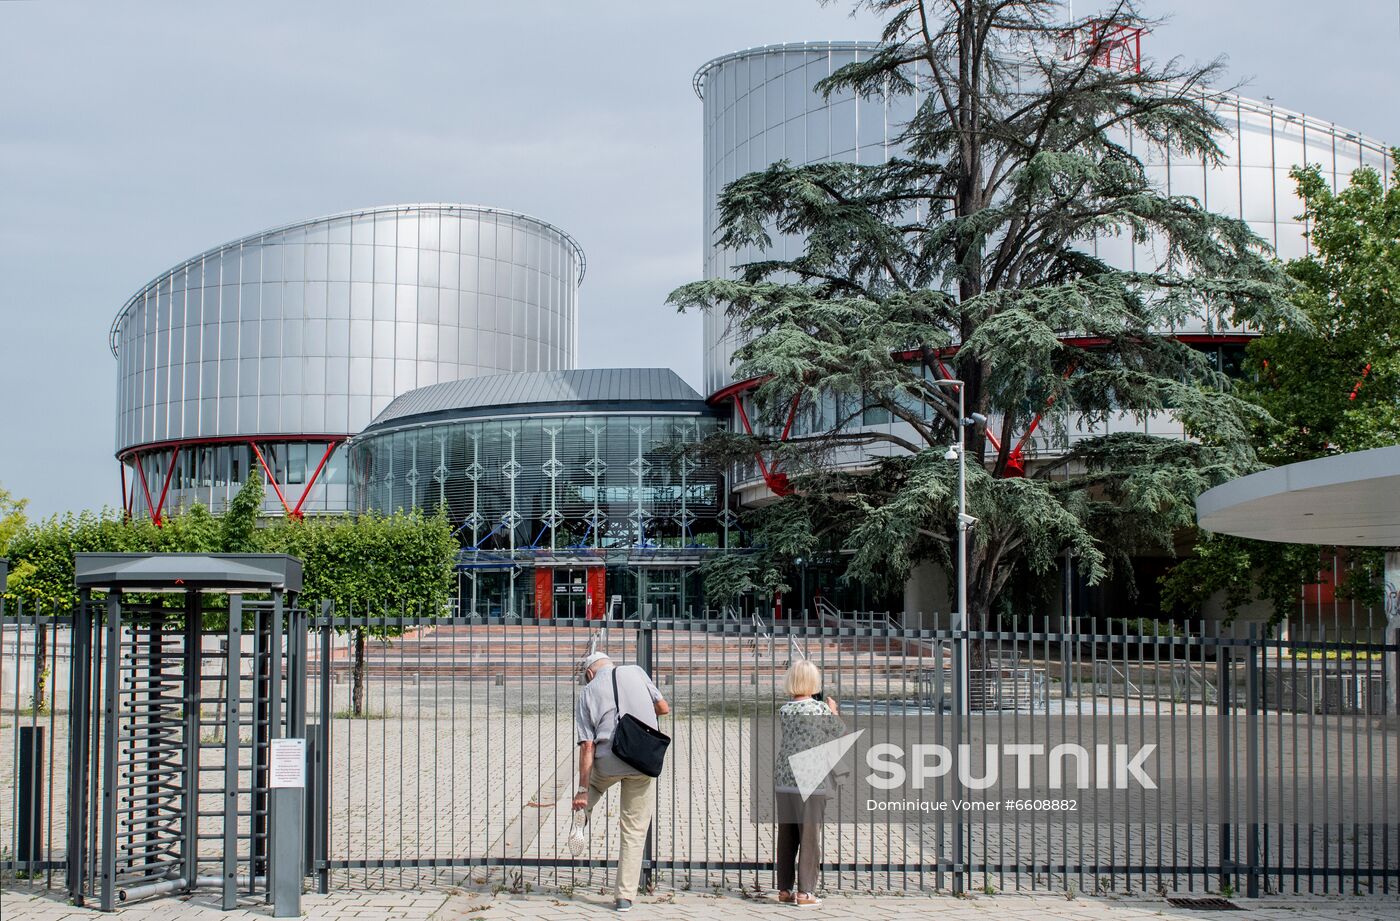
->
xmin=182 ymin=591 xmax=201 ymax=893
xmin=1246 ymin=624 xmax=1261 ymax=898
xmin=951 ymin=622 xmax=965 ymax=896
xmin=72 ymin=597 xmax=95 ymax=903
xmin=1216 ymin=633 xmax=1232 ymax=894
xmin=222 ymin=594 xmax=243 ymax=910
xmin=87 ymin=604 xmax=103 ymax=903
xmin=98 ymin=593 xmax=121 ymax=912
xmin=637 ymin=612 xmax=655 ymax=894
xmin=317 ymin=601 xmax=332 ymax=893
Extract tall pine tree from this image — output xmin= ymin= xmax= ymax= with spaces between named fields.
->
xmin=671 ymin=0 xmax=1295 ymax=628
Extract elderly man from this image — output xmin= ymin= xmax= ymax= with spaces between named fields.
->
xmin=571 ymin=651 xmax=671 ymax=912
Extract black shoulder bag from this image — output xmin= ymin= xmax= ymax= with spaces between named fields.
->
xmin=609 ymin=667 xmax=671 ymax=778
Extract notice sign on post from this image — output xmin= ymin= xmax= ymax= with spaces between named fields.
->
xmin=269 ymin=738 xmax=306 ymax=789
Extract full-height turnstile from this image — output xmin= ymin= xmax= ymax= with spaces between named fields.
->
xmin=65 ymin=554 xmax=306 ymax=911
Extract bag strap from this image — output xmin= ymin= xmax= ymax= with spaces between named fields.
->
xmin=610 ymin=666 xmax=622 ymax=719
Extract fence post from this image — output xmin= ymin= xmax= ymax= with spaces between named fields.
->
xmin=951 ymin=624 xmax=966 ymax=896
xmin=68 ymin=592 xmax=93 ymax=904
xmin=316 ymin=599 xmax=333 ymax=894
xmin=223 ymin=594 xmax=244 ymax=911
xmin=18 ymin=725 xmax=45 ymax=871
xmin=1386 ymin=551 xmax=1399 ymax=714
xmin=1245 ymin=624 xmax=1261 ymax=898
xmin=1216 ymin=634 xmax=1233 ymax=895
xmin=99 ymin=592 xmax=122 ymax=912
xmin=182 ymin=589 xmax=202 ymax=894
xmin=638 ymin=609 xmax=656 ymax=893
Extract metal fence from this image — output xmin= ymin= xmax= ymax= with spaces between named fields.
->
xmin=5 ymin=603 xmax=1398 ymax=899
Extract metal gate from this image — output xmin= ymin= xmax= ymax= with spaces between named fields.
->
xmin=4 ymin=596 xmax=1398 ymax=900
xmin=60 ymin=554 xmax=306 ymax=911
xmin=303 ymin=609 xmax=1399 ymax=896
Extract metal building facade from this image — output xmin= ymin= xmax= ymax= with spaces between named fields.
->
xmin=696 ymin=41 xmax=1394 ymax=396
xmin=111 ymin=204 xmax=583 ymax=518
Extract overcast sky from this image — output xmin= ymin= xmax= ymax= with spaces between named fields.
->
xmin=2 ymin=0 xmax=1397 ymax=519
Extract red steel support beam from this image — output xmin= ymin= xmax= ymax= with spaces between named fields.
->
xmin=290 ymin=440 xmax=343 ymax=520
xmin=119 ymin=463 xmax=131 ymax=519
xmin=250 ymin=442 xmax=294 ymax=517
xmin=133 ymin=455 xmax=155 ymax=522
xmin=150 ymin=447 xmax=180 ymax=526
xmin=1004 ymin=364 xmax=1076 ymax=478
xmin=1348 ymin=363 xmax=1372 ymax=401
xmin=732 ymin=396 xmax=792 ymax=496
xmin=778 ymin=393 xmax=801 ymax=442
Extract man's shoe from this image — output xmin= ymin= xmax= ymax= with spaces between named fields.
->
xmin=567 ymin=812 xmax=588 ymax=857
xmin=794 ymin=893 xmax=822 ymax=907
xmin=615 ymin=899 xmax=633 ymax=912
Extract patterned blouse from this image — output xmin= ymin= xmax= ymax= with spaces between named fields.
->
xmin=774 ymin=697 xmax=846 ymax=792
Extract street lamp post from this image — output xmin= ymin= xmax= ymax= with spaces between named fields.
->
xmin=931 ymin=378 xmax=981 ymax=895
xmin=931 ymin=380 xmax=981 ymax=639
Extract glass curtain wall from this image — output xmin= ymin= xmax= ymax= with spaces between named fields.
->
xmin=354 ymin=413 xmax=731 ymax=617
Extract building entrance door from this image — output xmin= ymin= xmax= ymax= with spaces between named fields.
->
xmin=642 ymin=568 xmax=684 ymax=618
xmin=552 ymin=567 xmax=590 ymax=618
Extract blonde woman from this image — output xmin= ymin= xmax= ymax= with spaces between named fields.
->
xmin=773 ymin=660 xmax=842 ymax=907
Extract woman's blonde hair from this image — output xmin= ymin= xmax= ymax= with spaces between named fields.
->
xmin=784 ymin=660 xmax=822 ymax=697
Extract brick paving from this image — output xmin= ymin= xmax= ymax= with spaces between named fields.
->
xmin=6 ymin=881 xmax=1400 ymax=921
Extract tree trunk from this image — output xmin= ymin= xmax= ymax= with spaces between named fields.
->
xmin=351 ymin=628 xmax=367 ymax=717
xmin=966 ymin=600 xmax=995 ymax=711
xmin=31 ymin=625 xmax=49 ymax=715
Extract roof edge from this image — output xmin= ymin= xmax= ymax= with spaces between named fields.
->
xmin=361 ymin=368 xmax=709 ymax=433
xmin=690 ymin=41 xmax=1395 ymax=161
xmin=694 ymin=40 xmax=879 ymax=99
xmin=110 ymin=203 xmax=586 ymax=358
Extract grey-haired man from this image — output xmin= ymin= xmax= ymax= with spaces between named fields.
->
xmin=572 ymin=651 xmax=670 ymax=912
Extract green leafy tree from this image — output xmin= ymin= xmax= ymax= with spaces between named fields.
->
xmin=1162 ymin=150 xmax=1399 ymax=620
xmin=1249 ymin=152 xmax=1400 ymax=459
xmin=259 ymin=511 xmax=458 ymax=715
xmin=3 ymin=510 xmax=161 ymax=608
xmin=221 ymin=468 xmax=265 ymax=552
xmin=0 ymin=484 xmax=27 ymax=551
xmin=670 ymin=0 xmax=1293 ymax=631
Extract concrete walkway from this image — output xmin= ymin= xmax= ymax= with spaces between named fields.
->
xmin=6 ymin=884 xmax=1400 ymax=921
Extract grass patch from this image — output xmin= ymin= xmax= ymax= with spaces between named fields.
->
xmin=1290 ymin=650 xmax=1382 ymax=661
xmin=334 ymin=709 xmax=390 ymax=720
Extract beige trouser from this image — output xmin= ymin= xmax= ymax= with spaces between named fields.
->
xmin=586 ymin=772 xmax=656 ymax=901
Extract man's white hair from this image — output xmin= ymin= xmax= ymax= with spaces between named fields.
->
xmin=579 ymin=651 xmax=612 ymax=672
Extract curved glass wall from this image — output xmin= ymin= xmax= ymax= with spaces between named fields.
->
xmin=113 ymin=204 xmax=583 ymax=516
xmin=696 ymin=42 xmax=1393 ymax=394
xmin=352 ymin=412 xmax=730 ymax=617
xmin=355 ymin=413 xmax=724 ymax=549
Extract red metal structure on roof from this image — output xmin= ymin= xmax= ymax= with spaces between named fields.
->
xmin=1062 ymin=20 xmax=1145 ymax=74
xmin=119 ymin=435 xmax=348 ymax=524
xmin=708 ymin=333 xmax=1252 ymax=489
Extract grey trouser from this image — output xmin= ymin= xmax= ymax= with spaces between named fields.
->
xmin=775 ymin=792 xmax=826 ymax=894
xmin=587 ymin=772 xmax=656 ymax=901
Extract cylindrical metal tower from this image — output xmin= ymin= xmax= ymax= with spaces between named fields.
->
xmin=696 ymin=41 xmax=1393 ymax=396
xmin=111 ymin=204 xmax=584 ymax=518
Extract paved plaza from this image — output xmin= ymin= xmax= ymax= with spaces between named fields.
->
xmin=7 ymin=882 xmax=1400 ymax=921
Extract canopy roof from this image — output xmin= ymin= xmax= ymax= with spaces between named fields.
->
xmin=362 ymin=368 xmax=708 ymax=434
xmin=1196 ymin=446 xmax=1400 ymax=547
xmin=74 ymin=553 xmax=303 ymax=593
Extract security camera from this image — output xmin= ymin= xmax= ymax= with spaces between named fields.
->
xmin=970 ymin=412 xmax=987 ymax=425
xmin=943 ymin=446 xmax=960 ymax=461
